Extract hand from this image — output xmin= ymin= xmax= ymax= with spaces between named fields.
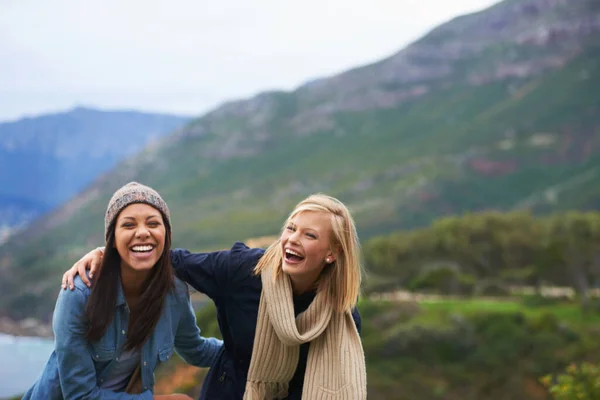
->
xmin=154 ymin=395 xmax=194 ymax=400
xmin=61 ymin=247 xmax=104 ymax=290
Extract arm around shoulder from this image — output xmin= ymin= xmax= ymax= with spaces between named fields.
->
xmin=169 ymin=242 xmax=254 ymax=299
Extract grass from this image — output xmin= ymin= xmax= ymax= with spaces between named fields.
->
xmin=418 ymin=298 xmax=600 ymax=326
xmin=359 ymin=295 xmax=600 ymax=337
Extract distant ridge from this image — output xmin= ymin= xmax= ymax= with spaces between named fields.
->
xmin=0 ymin=107 xmax=190 ymax=233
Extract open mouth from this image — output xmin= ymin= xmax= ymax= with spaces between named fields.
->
xmin=130 ymin=244 xmax=155 ymax=253
xmin=284 ymin=248 xmax=305 ymax=263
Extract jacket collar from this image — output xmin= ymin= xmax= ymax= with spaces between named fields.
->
xmin=115 ymin=273 xmax=127 ymax=307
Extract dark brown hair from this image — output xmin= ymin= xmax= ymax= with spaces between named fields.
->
xmin=85 ymin=209 xmax=174 ymax=351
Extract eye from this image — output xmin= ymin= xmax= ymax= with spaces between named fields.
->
xmin=148 ymin=221 xmax=161 ymax=227
xmin=286 ymin=225 xmax=295 ymax=232
xmin=121 ymin=223 xmax=135 ymax=228
xmin=306 ymin=233 xmax=317 ymax=239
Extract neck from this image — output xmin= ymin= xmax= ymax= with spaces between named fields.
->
xmin=289 ymin=274 xmax=319 ymax=296
xmin=120 ymin=265 xmax=150 ymax=305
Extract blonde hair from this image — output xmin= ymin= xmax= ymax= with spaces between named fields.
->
xmin=254 ymin=193 xmax=363 ymax=313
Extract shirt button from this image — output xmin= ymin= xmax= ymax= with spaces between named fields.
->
xmin=143 ymin=361 xmax=147 ymax=366
xmin=116 ymin=357 xmax=120 ymax=361
xmin=95 ymin=355 xmax=99 ymax=359
xmin=100 ymin=379 xmax=104 ymax=383
xmin=122 ymin=330 xmax=126 ymax=335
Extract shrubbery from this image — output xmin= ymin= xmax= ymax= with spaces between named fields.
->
xmin=360 ymin=298 xmax=600 ymax=400
xmin=540 ymin=363 xmax=600 ymax=400
xmin=364 ymin=210 xmax=600 ymax=302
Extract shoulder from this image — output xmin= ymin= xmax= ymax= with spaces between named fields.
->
xmin=53 ymin=275 xmax=91 ymax=322
xmin=225 ymin=242 xmax=265 ymax=288
xmin=170 ymin=277 xmax=192 ymax=302
xmin=61 ymin=275 xmax=91 ymax=299
xmin=229 ymin=241 xmax=266 ymax=265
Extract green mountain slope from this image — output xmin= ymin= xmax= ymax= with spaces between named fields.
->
xmin=1 ymin=0 xmax=599 ymax=321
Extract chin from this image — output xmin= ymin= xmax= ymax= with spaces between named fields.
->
xmin=135 ymin=265 xmax=155 ymax=271
xmin=126 ymin=261 xmax=157 ymax=272
xmin=281 ymin=262 xmax=297 ymax=275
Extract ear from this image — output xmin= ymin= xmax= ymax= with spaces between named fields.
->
xmin=325 ymin=251 xmax=336 ymax=264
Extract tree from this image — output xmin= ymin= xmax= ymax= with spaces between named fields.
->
xmin=543 ymin=212 xmax=600 ymax=306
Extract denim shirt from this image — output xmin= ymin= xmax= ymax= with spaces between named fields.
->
xmin=23 ymin=275 xmax=223 ymax=400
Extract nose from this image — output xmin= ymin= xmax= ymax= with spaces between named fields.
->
xmin=135 ymin=225 xmax=150 ymax=238
xmin=289 ymin=230 xmax=301 ymax=243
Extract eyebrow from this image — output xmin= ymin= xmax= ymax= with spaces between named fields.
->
xmin=119 ymin=214 xmax=161 ymax=221
xmin=289 ymin=222 xmax=318 ymax=233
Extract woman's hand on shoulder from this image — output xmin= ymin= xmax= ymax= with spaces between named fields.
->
xmin=61 ymin=247 xmax=105 ymax=290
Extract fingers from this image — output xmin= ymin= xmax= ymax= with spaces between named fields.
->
xmin=78 ymin=262 xmax=91 ymax=287
xmin=67 ymin=267 xmax=77 ymax=290
xmin=78 ymin=263 xmax=91 ymax=287
xmin=89 ymin=259 xmax=99 ymax=280
xmin=61 ymin=272 xmax=68 ymax=290
xmin=87 ymin=249 xmax=104 ymax=283
xmin=60 ymin=249 xmax=104 ymax=290
xmin=62 ymin=267 xmax=78 ymax=290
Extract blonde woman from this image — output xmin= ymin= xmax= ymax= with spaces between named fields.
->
xmin=63 ymin=193 xmax=367 ymax=399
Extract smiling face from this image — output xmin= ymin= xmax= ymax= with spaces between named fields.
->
xmin=280 ymin=210 xmax=336 ymax=289
xmin=114 ymin=203 xmax=166 ymax=275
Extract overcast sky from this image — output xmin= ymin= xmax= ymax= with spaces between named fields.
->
xmin=0 ymin=0 xmax=498 ymax=122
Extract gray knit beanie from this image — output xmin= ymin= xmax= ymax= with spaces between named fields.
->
xmin=104 ymin=182 xmax=171 ymax=242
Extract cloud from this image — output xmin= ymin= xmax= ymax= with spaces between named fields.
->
xmin=0 ymin=0 xmax=498 ymax=121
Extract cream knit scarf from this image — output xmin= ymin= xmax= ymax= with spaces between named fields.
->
xmin=243 ymin=264 xmax=367 ymax=399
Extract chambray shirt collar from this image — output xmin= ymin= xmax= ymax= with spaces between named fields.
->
xmin=115 ymin=274 xmax=127 ymax=307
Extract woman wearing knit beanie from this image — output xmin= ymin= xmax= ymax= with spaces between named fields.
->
xmin=63 ymin=193 xmax=367 ymax=400
xmin=25 ymin=182 xmax=223 ymax=400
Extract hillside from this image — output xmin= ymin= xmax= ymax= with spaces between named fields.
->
xmin=1 ymin=0 xmax=599 ymax=321
xmin=0 ymin=107 xmax=190 ymax=234
xmin=152 ymin=297 xmax=600 ymax=400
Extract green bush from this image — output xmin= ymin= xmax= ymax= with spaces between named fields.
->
xmin=473 ymin=279 xmax=510 ymax=296
xmin=408 ymin=265 xmax=476 ymax=295
xmin=381 ymin=322 xmax=476 ymax=364
xmin=521 ymin=294 xmax=566 ymax=308
xmin=194 ymin=301 xmax=221 ymax=339
xmin=540 ymin=363 xmax=600 ymax=399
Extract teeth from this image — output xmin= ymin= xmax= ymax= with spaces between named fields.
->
xmin=286 ymin=249 xmax=303 ymax=257
xmin=132 ymin=245 xmax=153 ymax=252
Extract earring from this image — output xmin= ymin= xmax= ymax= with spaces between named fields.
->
xmin=326 ymin=257 xmax=332 ymax=263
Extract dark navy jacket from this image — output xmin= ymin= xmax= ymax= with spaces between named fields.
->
xmin=170 ymin=241 xmax=362 ymax=400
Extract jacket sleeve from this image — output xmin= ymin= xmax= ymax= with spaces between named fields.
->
xmin=173 ymin=289 xmax=223 ymax=367
xmin=351 ymin=306 xmax=362 ymax=334
xmin=170 ymin=242 xmax=252 ymax=299
xmin=52 ymin=287 xmax=153 ymax=400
